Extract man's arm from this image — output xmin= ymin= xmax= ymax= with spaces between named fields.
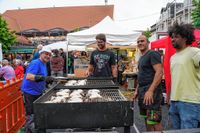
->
xmin=26 ymin=73 xmax=53 ymax=82
xmin=143 ymin=63 xmax=163 ymax=105
xmin=111 ymin=65 xmax=117 ymax=78
xmin=26 ymin=73 xmax=45 ymax=82
xmin=148 ymin=63 xmax=163 ymax=92
xmin=86 ymin=64 xmax=94 ymax=76
xmin=192 ymin=50 xmax=200 ymax=67
xmin=26 ymin=73 xmax=37 ymax=81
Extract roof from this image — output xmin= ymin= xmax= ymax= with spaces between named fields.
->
xmin=16 ymin=35 xmax=32 ymax=44
xmin=2 ymin=5 xmax=113 ymax=32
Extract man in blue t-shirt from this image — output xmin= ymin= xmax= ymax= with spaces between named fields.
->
xmin=21 ymin=47 xmax=54 ymax=133
xmin=86 ymin=33 xmax=117 ymax=80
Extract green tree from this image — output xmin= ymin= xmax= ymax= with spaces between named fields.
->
xmin=143 ymin=28 xmax=152 ymax=39
xmin=192 ymin=0 xmax=200 ymax=29
xmin=74 ymin=27 xmax=80 ymax=32
xmin=0 ymin=16 xmax=16 ymax=51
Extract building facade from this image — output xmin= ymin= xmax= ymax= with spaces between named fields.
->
xmin=151 ymin=0 xmax=193 ymax=34
xmin=2 ymin=5 xmax=113 ymax=46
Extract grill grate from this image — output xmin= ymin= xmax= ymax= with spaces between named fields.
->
xmin=86 ymin=80 xmax=114 ymax=86
xmin=99 ymin=89 xmax=126 ymax=102
xmin=44 ymin=89 xmax=126 ymax=103
xmin=57 ymin=79 xmax=118 ymax=89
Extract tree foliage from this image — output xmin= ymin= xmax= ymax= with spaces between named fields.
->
xmin=143 ymin=28 xmax=152 ymax=39
xmin=192 ymin=0 xmax=200 ymax=29
xmin=0 ymin=16 xmax=16 ymax=51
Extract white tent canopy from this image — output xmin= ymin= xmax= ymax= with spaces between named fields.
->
xmin=43 ymin=41 xmax=86 ymax=52
xmin=67 ymin=16 xmax=141 ymax=46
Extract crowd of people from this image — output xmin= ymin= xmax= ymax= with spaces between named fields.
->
xmin=0 ymin=47 xmax=89 ymax=84
xmin=1 ymin=23 xmax=199 ymax=132
xmin=0 ymin=58 xmax=26 ymax=83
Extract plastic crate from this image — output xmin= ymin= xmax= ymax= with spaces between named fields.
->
xmin=0 ymin=77 xmax=25 ymax=133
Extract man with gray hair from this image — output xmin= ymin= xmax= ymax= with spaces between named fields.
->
xmin=0 ymin=59 xmax=15 ymax=80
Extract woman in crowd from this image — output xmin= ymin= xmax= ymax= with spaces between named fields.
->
xmin=50 ymin=49 xmax=64 ymax=76
xmin=13 ymin=59 xmax=24 ymax=78
xmin=0 ymin=59 xmax=16 ymax=81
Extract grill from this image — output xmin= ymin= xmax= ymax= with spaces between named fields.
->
xmin=56 ymin=77 xmax=118 ymax=89
xmin=34 ymin=80 xmax=133 ymax=133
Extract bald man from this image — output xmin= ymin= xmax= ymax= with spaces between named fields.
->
xmin=133 ymin=35 xmax=163 ymax=131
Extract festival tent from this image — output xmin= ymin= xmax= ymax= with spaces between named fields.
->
xmin=66 ymin=16 xmax=141 ymax=46
xmin=151 ymin=29 xmax=200 ymax=96
xmin=151 ymin=36 xmax=175 ymax=96
xmin=194 ymin=29 xmax=200 ymax=40
xmin=43 ymin=41 xmax=86 ymax=51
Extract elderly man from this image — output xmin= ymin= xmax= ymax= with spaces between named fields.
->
xmin=21 ymin=47 xmax=54 ymax=133
xmin=0 ymin=59 xmax=15 ymax=81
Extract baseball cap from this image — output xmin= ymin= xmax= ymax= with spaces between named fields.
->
xmin=39 ymin=47 xmax=52 ymax=54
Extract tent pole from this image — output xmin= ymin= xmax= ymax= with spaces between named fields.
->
xmin=116 ymin=48 xmax=119 ymax=82
xmin=66 ymin=41 xmax=68 ymax=76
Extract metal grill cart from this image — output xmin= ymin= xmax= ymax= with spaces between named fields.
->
xmin=34 ymin=78 xmax=133 ymax=133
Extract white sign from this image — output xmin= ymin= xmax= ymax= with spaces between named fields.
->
xmin=0 ymin=43 xmax=2 ymax=62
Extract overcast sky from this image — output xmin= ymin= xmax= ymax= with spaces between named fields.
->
xmin=0 ymin=0 xmax=183 ymax=31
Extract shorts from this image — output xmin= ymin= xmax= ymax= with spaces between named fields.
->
xmin=139 ymin=107 xmax=162 ymax=125
xmin=138 ymin=84 xmax=162 ymax=124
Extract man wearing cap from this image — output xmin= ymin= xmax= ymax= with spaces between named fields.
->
xmin=21 ymin=47 xmax=54 ymax=133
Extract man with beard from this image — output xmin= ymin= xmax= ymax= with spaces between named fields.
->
xmin=21 ymin=47 xmax=54 ymax=133
xmin=168 ymin=23 xmax=200 ymax=129
xmin=133 ymin=35 xmax=163 ymax=131
xmin=86 ymin=33 xmax=117 ymax=80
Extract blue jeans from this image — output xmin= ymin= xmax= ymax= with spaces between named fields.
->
xmin=169 ymin=101 xmax=200 ymax=129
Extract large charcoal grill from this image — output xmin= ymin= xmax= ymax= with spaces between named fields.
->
xmin=34 ymin=78 xmax=133 ymax=133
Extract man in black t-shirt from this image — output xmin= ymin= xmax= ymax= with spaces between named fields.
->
xmin=86 ymin=34 xmax=117 ymax=80
xmin=133 ymin=35 xmax=163 ymax=131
